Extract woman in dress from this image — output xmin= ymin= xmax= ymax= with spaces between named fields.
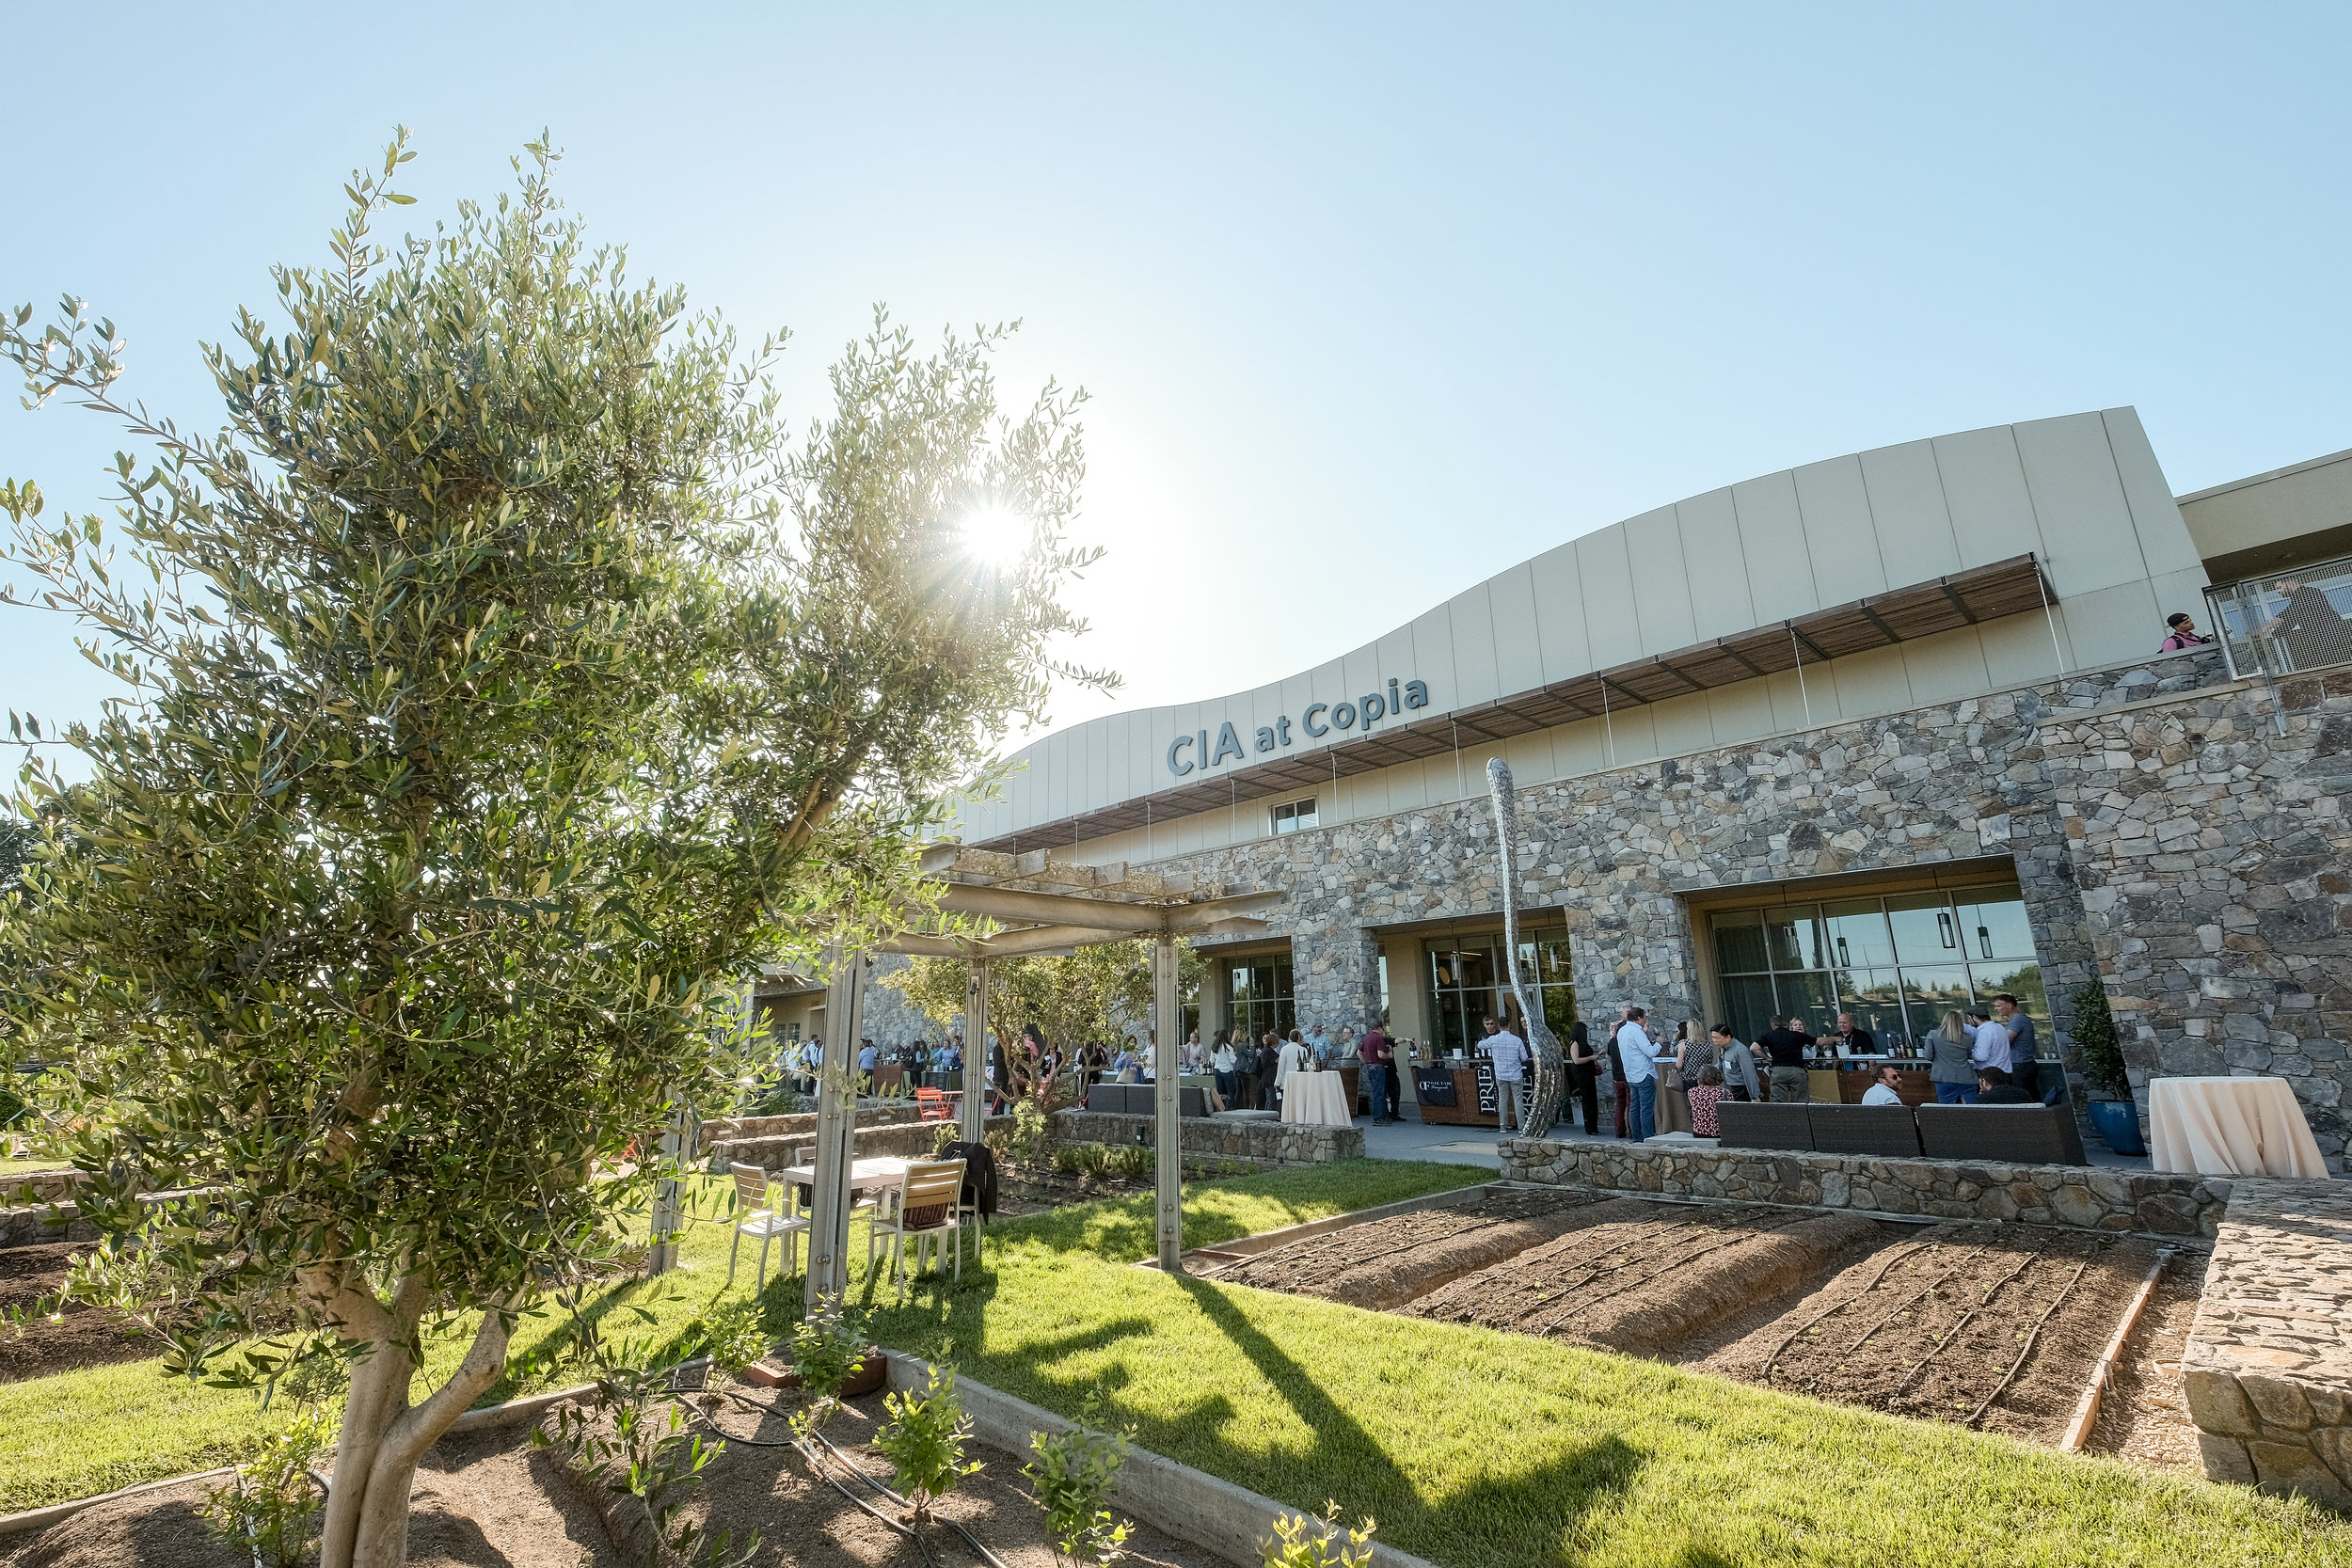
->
xmin=1565 ymin=1020 xmax=1600 ymax=1136
xmin=1929 ymin=1008 xmax=1979 ymax=1103
xmin=1659 ymin=1021 xmax=1694 ymax=1134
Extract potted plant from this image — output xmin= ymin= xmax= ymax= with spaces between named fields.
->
xmin=2070 ymin=981 xmax=2146 ymax=1155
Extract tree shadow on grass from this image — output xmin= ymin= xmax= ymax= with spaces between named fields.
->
xmin=1170 ymin=1275 xmax=1645 ymax=1567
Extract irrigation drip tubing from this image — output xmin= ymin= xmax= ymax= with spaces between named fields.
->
xmin=1888 ymin=1240 xmax=2055 ymax=1399
xmin=1963 ymin=1250 xmax=2097 ymax=1427
xmin=1758 ymin=1239 xmax=1941 ymax=1384
xmin=699 ymin=1386 xmax=1012 ymax=1568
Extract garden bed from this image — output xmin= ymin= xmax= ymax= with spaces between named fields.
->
xmin=1694 ymin=1223 xmax=2181 ymax=1445
xmin=0 ymin=1241 xmax=181 ymax=1385
xmin=1209 ymin=1187 xmax=1610 ymax=1310
xmin=1 ymin=1387 xmax=1223 ymax=1568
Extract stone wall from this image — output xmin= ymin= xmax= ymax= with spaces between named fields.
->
xmin=2049 ymin=673 xmax=2352 ymax=1167
xmin=2181 ymin=1180 xmax=2352 ymax=1506
xmin=1055 ymin=1110 xmax=1364 ymax=1165
xmin=1498 ymin=1134 xmax=2225 ymax=1237
xmin=699 ymin=1105 xmax=924 ymax=1148
xmin=1151 ymin=648 xmax=2230 ymax=1098
xmin=709 ymin=1116 xmax=1007 ymax=1173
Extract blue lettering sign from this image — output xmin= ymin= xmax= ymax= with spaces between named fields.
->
xmin=1164 ymin=677 xmax=1432 ymax=775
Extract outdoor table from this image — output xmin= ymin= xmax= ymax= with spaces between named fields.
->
xmin=1280 ymin=1069 xmax=1353 ymax=1126
xmin=779 ymin=1155 xmax=913 ymax=1214
xmin=2147 ymin=1077 xmax=2329 ymax=1179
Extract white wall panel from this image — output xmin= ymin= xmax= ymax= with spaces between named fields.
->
xmin=1527 ymin=541 xmax=1594 ymax=682
xmin=1931 ymin=425 xmax=2045 ymax=571
xmin=1551 ymin=715 xmax=1610 ymax=778
xmin=2102 ymin=408 xmax=2207 ymax=578
xmin=1827 ymin=643 xmax=1913 ymax=720
xmin=1408 ymin=606 xmax=1459 ymax=718
xmin=1676 ymin=488 xmax=1755 ymax=640
xmin=2058 ymin=578 xmax=2163 ymax=670
xmin=1795 ymin=455 xmax=1888 ymax=605
xmin=1575 ymin=527 xmax=1639 ymax=655
xmin=1978 ymin=611 xmax=2070 ymax=691
xmin=1624 ymin=504 xmax=1699 ymax=651
xmin=1731 ymin=471 xmax=1820 ymax=620
xmin=1901 ymin=626 xmax=1994 ymax=706
xmin=1486 ymin=562 xmax=1545 ymax=699
xmin=2014 ymin=412 xmax=2147 ymax=596
xmin=1860 ymin=439 xmax=1962 ymax=588
xmin=1706 ymin=679 xmax=1775 ymax=742
xmin=1444 ymin=585 xmax=1501 ymax=707
xmin=1649 ymin=690 xmax=1716 ymax=757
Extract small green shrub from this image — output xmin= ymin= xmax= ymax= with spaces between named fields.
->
xmin=692 ymin=1299 xmax=772 ymax=1379
xmin=788 ymin=1292 xmax=870 ymax=1438
xmin=1110 ymin=1144 xmax=1152 ymax=1181
xmin=1025 ymin=1393 xmax=1134 ymax=1568
xmin=932 ymin=1121 xmax=960 ymax=1155
xmin=1052 ymin=1143 xmax=1089 ymax=1175
xmin=202 ymin=1407 xmax=333 ymax=1568
xmin=2071 ymin=981 xmax=2129 ymax=1098
xmin=1262 ymin=1506 xmax=1376 ymax=1568
xmin=875 ymin=1361 xmax=981 ymax=1521
xmin=1007 ymin=1099 xmax=1052 ymax=1165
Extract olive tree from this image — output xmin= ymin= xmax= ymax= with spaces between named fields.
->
xmin=0 ymin=132 xmax=1107 ymax=1568
xmin=882 ymin=939 xmax=1205 ymax=1069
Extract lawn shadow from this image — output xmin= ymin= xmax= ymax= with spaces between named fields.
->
xmin=1170 ymin=1275 xmax=1647 ymax=1563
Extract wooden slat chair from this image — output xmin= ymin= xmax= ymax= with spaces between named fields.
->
xmin=915 ymin=1087 xmax=955 ymax=1122
xmin=724 ymin=1163 xmax=808 ymax=1291
xmin=867 ymin=1158 xmax=969 ymax=1299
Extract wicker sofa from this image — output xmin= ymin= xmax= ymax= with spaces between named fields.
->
xmin=1717 ymin=1100 xmax=2086 ymax=1166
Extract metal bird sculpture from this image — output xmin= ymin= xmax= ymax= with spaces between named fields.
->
xmin=1486 ymin=758 xmax=1565 ymax=1137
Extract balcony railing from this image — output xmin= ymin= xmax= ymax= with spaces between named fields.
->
xmin=2204 ymin=555 xmax=2352 ymax=680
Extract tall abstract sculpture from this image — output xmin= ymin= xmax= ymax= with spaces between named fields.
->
xmin=1486 ymin=758 xmax=1565 ymax=1137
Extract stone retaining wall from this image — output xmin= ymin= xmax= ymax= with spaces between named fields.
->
xmin=1055 ymin=1111 xmax=1363 ymax=1165
xmin=1 ymin=1170 xmax=83 ymax=1208
xmin=707 ymin=1115 xmax=1009 ymax=1173
xmin=2182 ymin=1180 xmax=2352 ymax=1505
xmin=1498 ymin=1135 xmax=2224 ymax=1237
xmin=698 ymin=1104 xmax=923 ymax=1147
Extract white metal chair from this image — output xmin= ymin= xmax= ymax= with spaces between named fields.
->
xmin=724 ymin=1163 xmax=808 ymax=1291
xmin=867 ymin=1158 xmax=968 ymax=1299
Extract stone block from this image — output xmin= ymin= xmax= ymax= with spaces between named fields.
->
xmin=2197 ymin=1432 xmax=2258 ymax=1485
xmin=2249 ymin=1441 xmax=2352 ymax=1508
xmin=2242 ymin=1374 xmax=2318 ymax=1432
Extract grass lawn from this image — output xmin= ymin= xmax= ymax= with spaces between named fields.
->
xmin=0 ymin=1156 xmax=70 ymax=1178
xmin=3 ymin=1157 xmax=2347 ymax=1567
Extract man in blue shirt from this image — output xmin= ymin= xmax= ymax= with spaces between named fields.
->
xmin=857 ymin=1038 xmax=879 ymax=1095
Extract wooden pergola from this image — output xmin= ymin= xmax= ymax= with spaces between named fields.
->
xmin=801 ymin=846 xmax=1276 ymax=1300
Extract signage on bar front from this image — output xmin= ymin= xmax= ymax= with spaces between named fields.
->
xmin=1167 ymin=677 xmax=1431 ymax=777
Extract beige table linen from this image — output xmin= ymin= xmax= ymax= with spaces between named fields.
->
xmin=2147 ymin=1076 xmax=2328 ymax=1179
xmin=1279 ymin=1069 xmax=1354 ymax=1126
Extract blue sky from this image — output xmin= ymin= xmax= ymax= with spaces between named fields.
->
xmin=3 ymin=4 xmax=2346 ymax=754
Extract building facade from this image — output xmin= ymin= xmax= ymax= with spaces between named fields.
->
xmin=918 ymin=410 xmax=2352 ymax=1168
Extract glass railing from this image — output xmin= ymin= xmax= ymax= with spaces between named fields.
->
xmin=2204 ymin=554 xmax=2352 ymax=679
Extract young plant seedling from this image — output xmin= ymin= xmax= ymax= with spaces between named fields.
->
xmin=1024 ymin=1391 xmax=1135 ymax=1568
xmin=874 ymin=1360 xmax=981 ymax=1523
xmin=788 ymin=1292 xmax=871 ymax=1440
xmin=1262 ymin=1505 xmax=1376 ymax=1568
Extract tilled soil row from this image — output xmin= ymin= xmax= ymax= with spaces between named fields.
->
xmin=1209 ymin=1189 xmax=1608 ymax=1310
xmin=1698 ymin=1222 xmax=2166 ymax=1444
xmin=1399 ymin=1201 xmax=1886 ymax=1353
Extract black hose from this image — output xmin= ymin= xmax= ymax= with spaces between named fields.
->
xmin=806 ymin=1421 xmax=1014 ymax=1568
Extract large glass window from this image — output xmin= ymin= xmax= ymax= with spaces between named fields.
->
xmin=1229 ymin=958 xmax=1295 ymax=1045
xmin=1708 ymin=886 xmax=2046 ymax=1050
xmin=1272 ymin=798 xmax=1318 ymax=834
xmin=1428 ymin=932 xmax=1578 ymax=1057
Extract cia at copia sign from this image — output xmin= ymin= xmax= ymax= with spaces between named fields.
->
xmin=1167 ymin=677 xmax=1430 ymax=777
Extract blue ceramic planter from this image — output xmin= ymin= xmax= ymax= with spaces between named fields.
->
xmin=2087 ymin=1098 xmax=2147 ymax=1156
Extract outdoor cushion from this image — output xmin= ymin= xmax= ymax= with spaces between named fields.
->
xmin=1807 ymin=1104 xmax=1924 ymax=1158
xmin=1716 ymin=1100 xmax=1814 ymax=1152
xmin=1914 ymin=1103 xmax=2089 ymax=1166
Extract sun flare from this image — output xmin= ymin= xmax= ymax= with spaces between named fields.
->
xmin=958 ymin=502 xmax=1031 ymax=567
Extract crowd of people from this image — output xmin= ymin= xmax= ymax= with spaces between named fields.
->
xmin=778 ymin=989 xmax=2056 ymax=1142
xmin=1525 ymin=991 xmax=2056 ymax=1143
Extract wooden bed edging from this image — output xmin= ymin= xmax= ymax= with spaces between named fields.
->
xmin=2058 ymin=1247 xmax=2175 ymax=1451
xmin=880 ymin=1349 xmax=1445 ymax=1568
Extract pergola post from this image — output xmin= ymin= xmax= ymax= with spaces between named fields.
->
xmin=1152 ymin=929 xmax=1182 ymax=1272
xmin=806 ymin=945 xmax=866 ymax=1308
xmin=961 ymin=958 xmax=989 ymax=1146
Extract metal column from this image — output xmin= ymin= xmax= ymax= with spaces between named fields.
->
xmin=805 ymin=947 xmax=866 ymax=1308
xmin=961 ymin=959 xmax=989 ymax=1146
xmin=1152 ymin=930 xmax=1182 ymax=1272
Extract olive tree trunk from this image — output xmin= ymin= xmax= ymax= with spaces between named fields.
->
xmin=307 ymin=1270 xmax=516 ymax=1568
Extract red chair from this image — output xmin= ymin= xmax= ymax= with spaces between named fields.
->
xmin=915 ymin=1087 xmax=955 ymax=1121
